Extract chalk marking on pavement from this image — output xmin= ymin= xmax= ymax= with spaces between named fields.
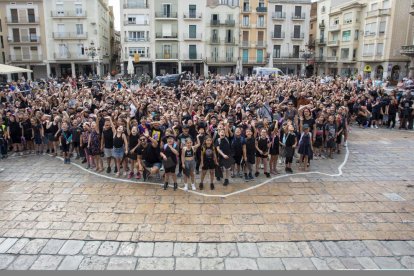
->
xmin=1 ymin=145 xmax=349 ymax=198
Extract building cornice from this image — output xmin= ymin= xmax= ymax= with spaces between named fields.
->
xmin=269 ymin=0 xmax=311 ymax=4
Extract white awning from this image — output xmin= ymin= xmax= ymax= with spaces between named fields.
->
xmin=0 ymin=64 xmax=33 ymax=74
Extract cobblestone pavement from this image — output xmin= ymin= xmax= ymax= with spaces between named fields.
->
xmin=0 ymin=128 xmax=414 ymax=269
xmin=0 ymin=238 xmax=414 ymax=270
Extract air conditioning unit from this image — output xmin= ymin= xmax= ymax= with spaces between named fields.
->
xmin=344 ymin=19 xmax=352 ymax=24
xmin=7 ymin=36 xmax=12 ymax=41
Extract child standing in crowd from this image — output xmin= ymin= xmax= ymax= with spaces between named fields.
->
xmin=57 ymin=121 xmax=72 ymax=164
xmin=109 ymin=117 xmax=128 ymax=177
xmin=215 ymin=128 xmax=233 ymax=186
xmin=231 ymin=127 xmax=246 ymax=179
xmin=101 ymin=119 xmax=113 ymax=173
xmin=31 ymin=118 xmax=44 ymax=155
xmin=298 ymin=124 xmax=313 ymax=171
xmin=161 ymin=136 xmax=179 ymax=191
xmin=269 ymin=123 xmax=280 ymax=175
xmin=282 ymin=125 xmax=297 ymax=173
xmin=199 ymin=136 xmax=217 ymax=190
xmin=314 ymin=115 xmax=325 ymax=159
xmin=325 ymin=115 xmax=337 ymax=159
xmin=244 ymin=128 xmax=256 ymax=181
xmin=255 ymin=128 xmax=271 ymax=178
xmin=127 ymin=124 xmax=141 ymax=179
xmin=181 ymin=137 xmax=200 ymax=191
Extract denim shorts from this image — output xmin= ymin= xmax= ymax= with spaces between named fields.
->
xmin=112 ymin=147 xmax=124 ymax=159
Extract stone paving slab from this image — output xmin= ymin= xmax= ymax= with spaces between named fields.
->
xmin=0 ymin=238 xmax=413 ymax=270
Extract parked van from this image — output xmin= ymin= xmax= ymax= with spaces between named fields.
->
xmin=252 ymin=67 xmax=284 ymax=77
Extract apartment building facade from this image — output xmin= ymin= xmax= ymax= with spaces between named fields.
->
xmin=316 ymin=0 xmax=412 ymax=80
xmin=400 ymin=1 xmax=414 ymax=78
xmin=0 ymin=0 xmax=47 ymax=80
xmin=239 ymin=0 xmax=268 ymax=75
xmin=267 ymin=0 xmax=311 ymax=75
xmin=43 ymin=0 xmax=112 ymax=78
xmin=0 ymin=12 xmax=5 ymax=67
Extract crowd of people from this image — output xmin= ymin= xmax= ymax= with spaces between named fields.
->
xmin=0 ymin=73 xmax=413 ymax=191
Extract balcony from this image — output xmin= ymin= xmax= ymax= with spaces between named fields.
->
xmin=51 ymin=11 xmax=87 ymax=18
xmin=401 ymin=45 xmax=414 ymax=57
xmin=124 ymin=37 xmax=150 ymax=42
xmin=154 ymin=12 xmax=177 ymax=19
xmin=183 ymin=12 xmax=202 ymax=19
xmin=255 ymin=41 xmax=267 ymax=48
xmin=53 ymin=53 xmax=88 ymax=60
xmin=291 ymin=33 xmax=304 ymax=40
xmin=256 ymin=7 xmax=267 ymax=13
xmin=210 ymin=37 xmax=221 ymax=44
xmin=155 ymin=53 xmax=178 ymax=59
xmin=155 ymin=33 xmax=178 ymax=40
xmin=125 ymin=53 xmax=150 ymax=59
xmin=327 ymin=40 xmax=340 ymax=47
xmin=329 ymin=24 xmax=341 ymax=31
xmin=224 ymin=19 xmax=235 ymax=26
xmin=366 ymin=8 xmax=391 ymax=18
xmin=182 ymin=53 xmax=203 ymax=60
xmin=315 ymin=38 xmax=326 ymax=45
xmin=241 ymin=7 xmax=252 ymax=13
xmin=9 ymin=54 xmax=43 ymax=62
xmin=271 ymin=32 xmax=285 ymax=39
xmin=292 ymin=13 xmax=305 ymax=20
xmin=364 ymin=31 xmax=376 ymax=37
xmin=9 ymin=36 xmax=41 ymax=44
xmin=123 ymin=20 xmax=149 ymax=26
xmin=241 ymin=23 xmax=251 ymax=28
xmin=326 ymin=56 xmax=338 ymax=62
xmin=206 ymin=57 xmax=237 ymax=64
xmin=272 ymin=12 xmax=286 ymax=20
xmin=6 ymin=17 xmax=39 ymax=24
xmin=210 ymin=19 xmax=221 ymax=26
xmin=256 ymin=23 xmax=266 ymax=29
xmin=123 ymin=2 xmax=149 ymax=9
xmin=224 ymin=37 xmax=236 ymax=45
xmin=52 ymin=32 xmax=88 ymax=39
xmin=183 ymin=33 xmax=203 ymax=40
xmin=242 ymin=57 xmax=266 ymax=64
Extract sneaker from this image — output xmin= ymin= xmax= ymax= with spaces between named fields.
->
xmin=248 ymin=173 xmax=254 ymax=181
xmin=255 ymin=172 xmax=259 ymax=177
xmin=173 ymin=183 xmax=178 ymax=191
xmin=223 ymin=179 xmax=229 ymax=186
xmin=123 ymin=171 xmax=127 ymax=177
xmin=128 ymin=171 xmax=134 ymax=179
xmin=210 ymin=183 xmax=215 ymax=190
xmin=199 ymin=182 xmax=204 ymax=190
xmin=164 ymin=183 xmax=168 ymax=190
xmin=375 ymin=125 xmax=379 ymax=129
xmin=67 ymin=159 xmax=71 ymax=164
xmin=82 ymin=158 xmax=87 ymax=164
xmin=216 ymin=177 xmax=221 ymax=181
xmin=184 ymin=184 xmax=188 ymax=192
xmin=238 ymin=172 xmax=243 ymax=178
xmin=371 ymin=125 xmax=374 ymax=128
xmin=265 ymin=172 xmax=270 ymax=178
xmin=106 ymin=166 xmax=111 ymax=174
xmin=278 ymin=159 xmax=282 ymax=165
xmin=191 ymin=184 xmax=196 ymax=191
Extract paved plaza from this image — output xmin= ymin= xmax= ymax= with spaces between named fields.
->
xmin=0 ymin=127 xmax=414 ymax=270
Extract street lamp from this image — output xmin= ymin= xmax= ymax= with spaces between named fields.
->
xmin=85 ymin=41 xmax=101 ymax=78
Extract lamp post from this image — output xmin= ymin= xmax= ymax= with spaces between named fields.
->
xmin=85 ymin=41 xmax=101 ymax=78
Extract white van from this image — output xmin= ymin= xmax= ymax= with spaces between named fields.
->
xmin=252 ymin=67 xmax=285 ymax=77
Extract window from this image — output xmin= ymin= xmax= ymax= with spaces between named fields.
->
xmin=342 ymin=30 xmax=351 ymax=41
xmin=127 ymin=17 xmax=136 ymax=24
xmin=341 ymin=48 xmax=349 ymax=59
xmin=163 ymin=4 xmax=171 ymax=17
xmin=257 ymin=15 xmax=265 ymax=27
xmin=189 ymin=25 xmax=196 ymax=38
xmin=56 ymin=3 xmax=64 ymax=15
xmin=212 ymin=29 xmax=219 ymax=42
xmin=189 ymin=4 xmax=196 ymax=18
xmin=363 ymin=43 xmax=374 ymax=56
xmin=294 ymin=6 xmax=302 ymax=18
xmin=321 ymin=6 xmax=326 ymax=13
xmin=243 ymin=1 xmax=250 ymax=12
xmin=29 ymin=28 xmax=37 ymax=42
xmin=293 ymin=25 xmax=301 ymax=38
xmin=75 ymin=4 xmax=83 ymax=16
xmin=377 ymin=43 xmax=384 ymax=55
xmin=219 ymin=0 xmax=239 ymax=7
xmin=273 ymin=25 xmax=282 ymax=38
xmin=293 ymin=45 xmax=300 ymax=58
xmin=12 ymin=28 xmax=20 ymax=42
xmin=343 ymin=12 xmax=352 ymax=24
xmin=77 ymin=43 xmax=84 ymax=56
xmin=311 ymin=23 xmax=313 ymax=30
xmin=226 ymin=29 xmax=233 ymax=43
xmin=273 ymin=45 xmax=281 ymax=58
xmin=129 ymin=47 xmax=146 ymax=57
xmin=243 ymin=15 xmax=249 ymax=27
xmin=226 ymin=46 xmax=234 ymax=61
xmin=189 ymin=45 xmax=197 ymax=59
xmin=257 ymin=49 xmax=263 ymax=63
xmin=28 ymin=9 xmax=35 ymax=22
xmin=10 ymin=9 xmax=18 ymax=23
xmin=379 ymin=21 xmax=386 ymax=34
xmin=333 ymin=18 xmax=339 ymax=25
xmin=59 ymin=44 xmax=68 ymax=57
xmin=128 ymin=31 xmax=145 ymax=41
xmin=242 ymin=49 xmax=248 ymax=62
xmin=332 ymin=49 xmax=337 ymax=57
xmin=383 ymin=0 xmax=390 ymax=9
xmin=354 ymin=30 xmax=359 ymax=40
xmin=365 ymin=23 xmax=377 ymax=36
xmin=258 ymin=0 xmax=265 ymax=8
xmin=76 ymin=24 xmax=83 ymax=35
xmin=371 ymin=3 xmax=378 ymax=11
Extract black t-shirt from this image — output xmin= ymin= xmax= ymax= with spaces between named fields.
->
xmin=245 ymin=137 xmax=256 ymax=156
xmin=102 ymin=128 xmax=114 ymax=149
xmin=162 ymin=143 xmax=178 ymax=163
xmin=215 ymin=137 xmax=232 ymax=156
xmin=302 ymin=117 xmax=315 ymax=131
xmin=136 ymin=144 xmax=161 ymax=163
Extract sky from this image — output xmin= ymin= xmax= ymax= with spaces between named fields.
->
xmin=108 ymin=0 xmax=121 ymax=31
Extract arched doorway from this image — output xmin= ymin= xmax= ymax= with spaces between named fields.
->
xmin=391 ymin=65 xmax=400 ymax=82
xmin=375 ymin=65 xmax=384 ymax=79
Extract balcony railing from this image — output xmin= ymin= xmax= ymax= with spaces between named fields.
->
xmin=327 ymin=40 xmax=340 ymax=46
xmin=9 ymin=36 xmax=41 ymax=43
xmin=6 ymin=17 xmax=39 ymax=24
xmin=123 ymin=3 xmax=149 ymax=9
xmin=51 ymin=11 xmax=87 ymax=17
xmin=206 ymin=57 xmax=237 ymax=64
xmin=210 ymin=19 xmax=221 ymax=26
xmin=123 ymin=20 xmax=149 ymax=26
xmin=241 ymin=7 xmax=252 ymax=13
xmin=316 ymin=38 xmax=326 ymax=45
xmin=271 ymin=32 xmax=285 ymax=39
xmin=326 ymin=56 xmax=338 ymax=61
xmin=155 ymin=33 xmax=178 ymax=39
xmin=366 ymin=8 xmax=391 ymax=18
xmin=257 ymin=23 xmax=266 ymax=28
xmin=210 ymin=37 xmax=221 ymax=44
xmin=255 ymin=41 xmax=267 ymax=48
xmin=124 ymin=37 xmax=150 ymax=42
xmin=256 ymin=7 xmax=267 ymax=13
xmin=53 ymin=52 xmax=88 ymax=60
xmin=52 ymin=32 xmax=88 ymax=39
xmin=154 ymin=12 xmax=177 ymax=19
xmin=242 ymin=23 xmax=251 ymax=28
xmin=9 ymin=54 xmax=43 ymax=61
xmin=329 ymin=24 xmax=341 ymax=31
xmin=242 ymin=58 xmax=266 ymax=64
xmin=125 ymin=53 xmax=150 ymax=59
xmin=364 ymin=31 xmax=376 ymax=37
xmin=224 ymin=37 xmax=236 ymax=45
xmin=291 ymin=33 xmax=304 ymax=40
xmin=182 ymin=53 xmax=203 ymax=60
xmin=272 ymin=12 xmax=286 ymax=19
xmin=401 ymin=45 xmax=414 ymax=56
xmin=183 ymin=12 xmax=202 ymax=19
xmin=183 ymin=33 xmax=203 ymax=40
xmin=155 ymin=53 xmax=178 ymax=59
xmin=292 ymin=13 xmax=305 ymax=20
xmin=224 ymin=19 xmax=235 ymax=26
